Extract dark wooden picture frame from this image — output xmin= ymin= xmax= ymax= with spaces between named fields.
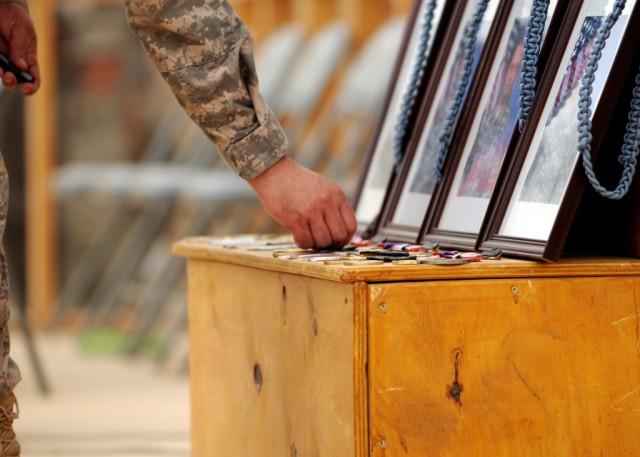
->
xmin=478 ymin=0 xmax=640 ymax=261
xmin=419 ymin=0 xmax=571 ymax=250
xmin=377 ymin=0 xmax=511 ymax=242
xmin=352 ymin=0 xmax=457 ymax=235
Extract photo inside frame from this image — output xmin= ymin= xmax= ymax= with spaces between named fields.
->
xmin=496 ymin=1 xmax=635 ymax=242
xmin=384 ymin=0 xmax=501 ymax=234
xmin=354 ymin=0 xmax=448 ymax=231
xmin=478 ymin=0 xmax=639 ymax=261
xmin=433 ymin=0 xmax=560 ymax=236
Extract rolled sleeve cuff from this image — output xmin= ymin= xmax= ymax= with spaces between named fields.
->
xmin=222 ymin=108 xmax=289 ymax=180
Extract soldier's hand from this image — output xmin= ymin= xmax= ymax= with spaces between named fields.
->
xmin=249 ymin=156 xmax=357 ymax=249
xmin=0 ymin=2 xmax=40 ymax=95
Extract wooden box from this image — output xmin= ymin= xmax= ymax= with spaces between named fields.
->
xmin=173 ymin=237 xmax=640 ymax=457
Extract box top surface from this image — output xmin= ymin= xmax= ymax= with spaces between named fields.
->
xmin=173 ymin=236 xmax=640 ymax=283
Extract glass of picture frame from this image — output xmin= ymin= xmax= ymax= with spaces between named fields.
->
xmin=418 ymin=0 xmax=569 ymax=250
xmin=377 ymin=0 xmax=504 ymax=242
xmin=478 ymin=0 xmax=640 ymax=261
xmin=352 ymin=0 xmax=454 ymax=234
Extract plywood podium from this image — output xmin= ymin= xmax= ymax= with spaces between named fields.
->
xmin=173 ymin=236 xmax=640 ymax=457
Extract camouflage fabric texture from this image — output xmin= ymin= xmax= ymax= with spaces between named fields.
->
xmin=0 ymin=154 xmax=21 ymax=398
xmin=125 ymin=0 xmax=290 ymax=180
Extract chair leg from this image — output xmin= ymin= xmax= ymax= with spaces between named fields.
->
xmin=50 ymin=203 xmax=136 ymax=328
xmin=8 ymin=254 xmax=50 ymax=396
xmin=14 ymin=302 xmax=51 ymax=396
xmin=122 ymin=203 xmax=219 ymax=356
xmin=81 ymin=200 xmax=174 ymax=328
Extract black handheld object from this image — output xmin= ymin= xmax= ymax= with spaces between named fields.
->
xmin=0 ymin=53 xmax=35 ymax=84
xmin=359 ymin=250 xmax=412 ymax=258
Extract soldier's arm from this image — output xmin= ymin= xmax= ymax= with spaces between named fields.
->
xmin=124 ymin=0 xmax=286 ymax=180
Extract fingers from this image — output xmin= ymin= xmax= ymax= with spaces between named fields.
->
xmin=1 ymin=65 xmax=38 ymax=95
xmin=19 ymin=80 xmax=38 ymax=95
xmin=1 ymin=71 xmax=19 ymax=90
xmin=340 ymin=200 xmax=358 ymax=242
xmin=307 ymin=194 xmax=357 ymax=250
xmin=9 ymin=41 xmax=39 ymax=95
xmin=290 ymin=204 xmax=354 ymax=250
xmin=309 ymin=214 xmax=333 ymax=249
xmin=293 ymin=217 xmax=348 ymax=250
xmin=0 ymin=2 xmax=40 ymax=94
xmin=291 ymin=222 xmax=315 ymax=250
xmin=321 ymin=191 xmax=357 ymax=249
xmin=248 ymin=157 xmax=357 ymax=250
xmin=18 ymin=53 xmax=40 ymax=95
xmin=320 ymin=206 xmax=350 ymax=249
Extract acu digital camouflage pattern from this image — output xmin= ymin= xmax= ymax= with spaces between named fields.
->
xmin=0 ymin=154 xmax=21 ymax=398
xmin=125 ymin=0 xmax=289 ymax=179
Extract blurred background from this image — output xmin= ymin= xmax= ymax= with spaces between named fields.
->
xmin=0 ymin=0 xmax=414 ymax=455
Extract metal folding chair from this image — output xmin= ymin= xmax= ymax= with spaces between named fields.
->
xmin=274 ymin=20 xmax=353 ymax=150
xmin=49 ymin=102 xmax=196 ymax=327
xmin=299 ymin=17 xmax=407 ymax=197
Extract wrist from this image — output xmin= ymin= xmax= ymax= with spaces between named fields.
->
xmin=248 ymin=156 xmax=292 ymax=186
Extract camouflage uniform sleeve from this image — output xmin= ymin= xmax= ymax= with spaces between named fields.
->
xmin=0 ymin=0 xmax=28 ymax=11
xmin=124 ymin=0 xmax=289 ymax=180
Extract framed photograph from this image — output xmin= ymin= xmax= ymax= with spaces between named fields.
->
xmin=478 ymin=0 xmax=640 ymax=261
xmin=419 ymin=0 xmax=569 ymax=249
xmin=352 ymin=0 xmax=456 ymax=234
xmin=377 ymin=0 xmax=506 ymax=242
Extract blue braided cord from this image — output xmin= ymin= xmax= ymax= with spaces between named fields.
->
xmin=553 ymin=16 xmax=603 ymax=120
xmin=518 ymin=0 xmax=550 ymax=131
xmin=578 ymin=0 xmax=640 ymax=200
xmin=393 ymin=0 xmax=438 ymax=170
xmin=435 ymin=0 xmax=490 ymax=182
xmin=580 ymin=68 xmax=640 ymax=199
